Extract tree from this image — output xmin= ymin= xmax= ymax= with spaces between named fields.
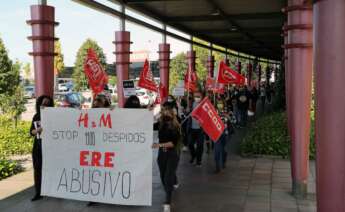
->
xmin=23 ymin=62 xmax=32 ymax=85
xmin=0 ymin=37 xmax=19 ymax=96
xmin=54 ymin=40 xmax=65 ymax=75
xmin=72 ymin=39 xmax=107 ymax=91
xmin=0 ymin=86 xmax=26 ymax=128
xmin=108 ymin=76 xmax=117 ymax=87
xmin=192 ymin=38 xmax=226 ymax=91
xmin=169 ymin=53 xmax=187 ymax=92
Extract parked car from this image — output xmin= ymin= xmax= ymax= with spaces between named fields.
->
xmin=147 ymin=91 xmax=156 ymax=105
xmin=81 ymin=91 xmax=92 ymax=109
xmin=24 ymin=86 xmax=35 ymax=99
xmin=58 ymin=83 xmax=69 ymax=92
xmin=136 ymin=88 xmax=151 ymax=106
xmin=57 ymin=92 xmax=85 ymax=108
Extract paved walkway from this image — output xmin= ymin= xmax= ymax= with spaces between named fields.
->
xmin=0 ymin=148 xmax=316 ymax=212
xmin=0 ymin=101 xmax=316 ymax=212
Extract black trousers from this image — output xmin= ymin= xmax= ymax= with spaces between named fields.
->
xmin=261 ymin=96 xmax=266 ymax=112
xmin=32 ymin=139 xmax=42 ymax=196
xmin=157 ymin=149 xmax=179 ymax=204
xmin=189 ymin=129 xmax=204 ymax=164
xmin=181 ymin=122 xmax=189 ymax=146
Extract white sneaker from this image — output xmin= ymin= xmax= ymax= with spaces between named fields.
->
xmin=163 ymin=204 xmax=171 ymax=212
xmin=182 ymin=146 xmax=188 ymax=152
xmin=173 ymin=184 xmax=179 ymax=189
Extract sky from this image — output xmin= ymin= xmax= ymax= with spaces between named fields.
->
xmin=0 ymin=0 xmax=190 ymax=67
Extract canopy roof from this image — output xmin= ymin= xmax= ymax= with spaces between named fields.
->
xmin=118 ymin=0 xmax=285 ymax=61
xmin=73 ymin=0 xmax=285 ymax=62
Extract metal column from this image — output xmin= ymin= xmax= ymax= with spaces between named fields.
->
xmin=284 ymin=0 xmax=313 ymax=197
xmin=27 ymin=2 xmax=58 ymax=98
xmin=314 ymin=0 xmax=345 ymax=211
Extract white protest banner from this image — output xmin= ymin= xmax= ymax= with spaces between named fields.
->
xmin=172 ymin=87 xmax=185 ymax=97
xmin=41 ymin=108 xmax=153 ymax=206
xmin=172 ymin=80 xmax=185 ymax=96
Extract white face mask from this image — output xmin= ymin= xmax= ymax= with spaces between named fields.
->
xmin=194 ymin=97 xmax=201 ymax=102
xmin=167 ymin=98 xmax=173 ymax=102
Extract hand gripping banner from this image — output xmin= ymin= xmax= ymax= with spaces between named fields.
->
xmin=191 ymin=97 xmax=225 ymax=142
xmin=138 ymin=59 xmax=158 ymax=92
xmin=83 ymin=48 xmax=108 ymax=96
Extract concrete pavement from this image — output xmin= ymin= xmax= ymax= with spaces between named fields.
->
xmin=0 ymin=152 xmax=316 ymax=212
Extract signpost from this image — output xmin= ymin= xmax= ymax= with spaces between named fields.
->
xmin=123 ymin=80 xmax=136 ymax=97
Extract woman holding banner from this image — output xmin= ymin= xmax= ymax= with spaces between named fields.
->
xmin=152 ymin=106 xmax=181 ymax=212
xmin=29 ymin=95 xmax=54 ymax=201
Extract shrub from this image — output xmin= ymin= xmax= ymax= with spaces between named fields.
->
xmin=0 ymin=116 xmax=31 ymax=180
xmin=0 ymin=116 xmax=32 ymax=157
xmin=0 ymin=159 xmax=22 ymax=180
xmin=240 ymin=111 xmax=316 ymax=159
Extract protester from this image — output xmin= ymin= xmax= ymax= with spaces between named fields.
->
xmin=188 ymin=91 xmax=204 ymax=166
xmin=179 ymin=95 xmax=189 ymax=151
xmin=214 ymin=100 xmax=229 ymax=173
xmin=266 ymin=83 xmax=272 ymax=104
xmin=152 ymin=106 xmax=181 ymax=212
xmin=260 ymin=83 xmax=266 ymax=112
xmin=29 ymin=95 xmax=54 ymax=201
xmin=124 ymin=95 xmax=141 ymax=108
xmin=250 ymin=86 xmax=259 ymax=115
xmin=232 ymin=85 xmax=241 ymax=125
xmin=92 ymin=93 xmax=111 ymax=108
xmin=235 ymin=85 xmax=252 ymax=127
xmin=165 ymin=95 xmax=180 ymax=122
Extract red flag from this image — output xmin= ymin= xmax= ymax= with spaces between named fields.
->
xmin=184 ymin=67 xmax=198 ymax=92
xmin=217 ymin=61 xmax=245 ymax=85
xmin=84 ymin=48 xmax=108 ymax=96
xmin=206 ymin=76 xmax=215 ymax=91
xmin=191 ymin=97 xmax=225 ymax=142
xmin=154 ymin=83 xmax=168 ymax=105
xmin=213 ymin=82 xmax=226 ymax=94
xmin=138 ymin=59 xmax=158 ymax=92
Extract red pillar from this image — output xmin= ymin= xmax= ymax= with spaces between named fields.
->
xmin=237 ymin=61 xmax=242 ymax=74
xmin=224 ymin=58 xmax=230 ymax=66
xmin=158 ymin=43 xmax=170 ymax=101
xmin=285 ymin=0 xmax=313 ymax=197
xmin=27 ymin=4 xmax=58 ymax=98
xmin=187 ymin=51 xmax=196 ymax=93
xmin=314 ymin=1 xmax=345 ymax=211
xmin=187 ymin=51 xmax=196 ymax=73
xmin=114 ymin=31 xmax=131 ymax=108
xmin=207 ymin=55 xmax=215 ymax=78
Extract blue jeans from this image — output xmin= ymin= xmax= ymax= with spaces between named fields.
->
xmin=214 ymin=133 xmax=228 ymax=170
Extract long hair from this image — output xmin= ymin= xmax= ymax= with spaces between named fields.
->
xmin=124 ymin=95 xmax=141 ymax=108
xmin=35 ymin=95 xmax=54 ymax=114
xmin=159 ymin=106 xmax=180 ymax=131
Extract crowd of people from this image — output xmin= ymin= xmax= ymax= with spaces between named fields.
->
xmin=29 ymin=83 xmax=273 ymax=212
